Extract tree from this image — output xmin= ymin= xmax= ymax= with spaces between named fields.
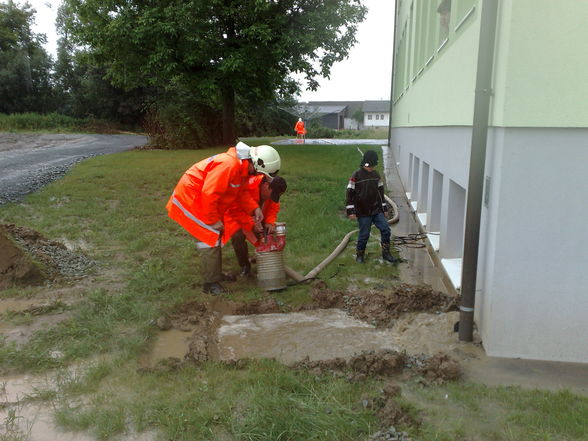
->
xmin=0 ymin=1 xmax=54 ymax=113
xmin=352 ymin=108 xmax=364 ymax=128
xmin=60 ymin=0 xmax=366 ymax=145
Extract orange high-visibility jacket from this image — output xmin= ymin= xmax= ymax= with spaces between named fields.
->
xmin=166 ymin=147 xmax=258 ymax=247
xmin=294 ymin=120 xmax=305 ymax=134
xmin=223 ymin=174 xmax=280 ymax=244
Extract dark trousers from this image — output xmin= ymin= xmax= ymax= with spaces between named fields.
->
xmin=357 ymin=213 xmax=391 ymax=251
xmin=231 ymin=229 xmax=250 ymax=267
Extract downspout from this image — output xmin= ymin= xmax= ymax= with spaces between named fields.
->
xmin=387 ymin=0 xmax=399 ymax=147
xmin=459 ymin=0 xmax=499 ymax=341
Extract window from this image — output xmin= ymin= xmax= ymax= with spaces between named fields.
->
xmin=368 ymin=114 xmax=372 ymax=120
xmin=376 ymin=115 xmax=380 ymax=120
xmin=381 ymin=114 xmax=385 ymax=120
xmin=437 ymin=0 xmax=451 ymax=44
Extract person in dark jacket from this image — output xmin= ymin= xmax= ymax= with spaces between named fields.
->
xmin=346 ymin=150 xmax=398 ymax=264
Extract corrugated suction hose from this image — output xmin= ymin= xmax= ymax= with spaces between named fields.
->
xmin=284 ymin=195 xmax=399 ymax=283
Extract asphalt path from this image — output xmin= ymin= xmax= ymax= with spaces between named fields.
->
xmin=0 ymin=134 xmax=148 ymax=205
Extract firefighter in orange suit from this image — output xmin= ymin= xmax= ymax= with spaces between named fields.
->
xmin=166 ymin=142 xmax=281 ymax=295
xmin=224 ymin=175 xmax=287 ymax=277
xmin=294 ymin=118 xmax=306 ymax=140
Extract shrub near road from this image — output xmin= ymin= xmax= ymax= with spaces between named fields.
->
xmin=1 ymin=143 xmax=587 ymax=441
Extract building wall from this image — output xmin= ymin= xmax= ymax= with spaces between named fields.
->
xmin=491 ymin=0 xmax=588 ymax=127
xmin=392 ymin=0 xmax=480 ymax=127
xmin=479 ymin=128 xmax=588 ymax=362
xmin=389 ymin=126 xmax=471 ymax=258
xmin=316 ymin=113 xmax=340 ymax=130
xmin=389 ymin=0 xmax=588 ymax=362
xmin=364 ymin=112 xmax=390 ymax=127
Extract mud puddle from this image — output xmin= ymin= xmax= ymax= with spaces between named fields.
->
xmin=146 ymin=283 xmax=466 ymax=371
xmin=0 ymin=298 xmax=39 ymax=316
xmin=216 ymin=310 xmax=475 ymax=369
xmin=0 ymin=364 xmax=157 ymax=441
xmin=145 ymin=329 xmax=193 ymax=364
xmin=218 ymin=309 xmax=400 ymax=363
xmin=0 ymin=403 xmax=156 ymax=441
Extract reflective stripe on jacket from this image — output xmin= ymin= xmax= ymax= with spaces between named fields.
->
xmin=166 ymin=147 xmax=258 ymax=247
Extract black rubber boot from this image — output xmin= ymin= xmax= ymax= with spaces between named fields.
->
xmin=381 ymin=243 xmax=399 ymax=264
xmin=202 ymin=282 xmax=228 ymax=295
xmin=239 ymin=263 xmax=253 ymax=278
xmin=356 ymin=249 xmax=365 ymax=263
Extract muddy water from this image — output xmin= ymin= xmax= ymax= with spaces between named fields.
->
xmin=0 ymin=402 xmax=156 ymax=441
xmin=217 ymin=309 xmax=465 ymax=364
xmin=1 ymin=369 xmax=157 ymax=441
xmin=0 ymin=298 xmax=39 ymax=316
xmin=147 ymin=329 xmax=192 ymax=363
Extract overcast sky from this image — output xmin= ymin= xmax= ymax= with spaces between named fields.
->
xmin=23 ymin=0 xmax=394 ymax=103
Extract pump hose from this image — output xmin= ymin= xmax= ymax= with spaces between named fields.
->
xmin=284 ymin=195 xmax=400 ymax=283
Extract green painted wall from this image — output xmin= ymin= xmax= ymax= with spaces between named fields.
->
xmin=492 ymin=0 xmax=588 ymax=127
xmin=391 ymin=1 xmax=480 ymax=127
xmin=392 ymin=0 xmax=588 ymax=129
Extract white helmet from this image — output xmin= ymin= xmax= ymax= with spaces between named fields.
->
xmin=235 ymin=141 xmax=251 ymax=160
xmin=250 ymin=145 xmax=281 ymax=176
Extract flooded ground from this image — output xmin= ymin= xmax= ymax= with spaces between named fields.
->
xmin=274 ymin=138 xmax=387 ymax=145
xmin=218 ymin=309 xmax=399 ymax=363
xmin=216 ymin=309 xmax=476 ymax=365
xmin=146 ymin=329 xmax=193 ymax=364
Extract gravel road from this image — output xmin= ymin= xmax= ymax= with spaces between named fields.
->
xmin=0 ymin=133 xmax=148 ymax=204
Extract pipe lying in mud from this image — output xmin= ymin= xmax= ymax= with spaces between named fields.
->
xmin=284 ymin=195 xmax=400 ymax=283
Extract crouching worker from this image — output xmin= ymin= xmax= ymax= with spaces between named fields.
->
xmin=346 ymin=150 xmax=398 ymax=264
xmin=166 ymin=142 xmax=281 ymax=295
xmin=224 ymin=175 xmax=287 ymax=277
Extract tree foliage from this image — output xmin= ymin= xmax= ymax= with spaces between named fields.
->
xmin=0 ymin=1 xmax=53 ymax=113
xmin=60 ymin=0 xmax=367 ymax=145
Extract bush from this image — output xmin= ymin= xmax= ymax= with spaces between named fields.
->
xmin=306 ymin=123 xmax=336 ymax=138
xmin=142 ymin=103 xmax=222 ymax=150
xmin=0 ymin=112 xmax=118 ymax=133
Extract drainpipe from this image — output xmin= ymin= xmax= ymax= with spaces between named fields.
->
xmin=459 ymin=0 xmax=499 ymax=342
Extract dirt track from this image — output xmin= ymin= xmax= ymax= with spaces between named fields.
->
xmin=0 ymin=133 xmax=147 ymax=204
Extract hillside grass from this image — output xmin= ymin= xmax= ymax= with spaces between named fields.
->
xmin=1 ymin=142 xmax=587 ymax=440
xmin=0 ymin=112 xmax=127 ymax=133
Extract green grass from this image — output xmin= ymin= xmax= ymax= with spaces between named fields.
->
xmin=0 ymin=143 xmax=398 ymax=370
xmin=53 ymin=359 xmax=379 ymax=441
xmin=0 ymin=112 xmax=125 ymax=133
xmin=1 ymin=141 xmax=587 ymax=440
xmin=403 ymin=381 xmax=588 ymax=441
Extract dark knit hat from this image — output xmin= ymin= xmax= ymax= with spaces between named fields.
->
xmin=361 ymin=150 xmax=378 ymax=167
xmin=269 ymin=176 xmax=287 ymax=202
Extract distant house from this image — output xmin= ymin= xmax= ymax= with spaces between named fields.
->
xmin=293 ymin=104 xmax=347 ymax=130
xmin=363 ymin=101 xmax=390 ymax=128
xmin=292 ymin=100 xmax=388 ymax=130
xmin=303 ymin=101 xmax=365 ymax=129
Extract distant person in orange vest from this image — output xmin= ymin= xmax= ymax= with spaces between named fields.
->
xmin=224 ymin=175 xmax=287 ymax=277
xmin=166 ymin=142 xmax=281 ymax=295
xmin=294 ymin=118 xmax=306 ymax=142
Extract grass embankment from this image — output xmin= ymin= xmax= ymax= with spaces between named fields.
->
xmin=0 ymin=112 xmax=127 ymax=133
xmin=1 ymin=143 xmax=587 ymax=440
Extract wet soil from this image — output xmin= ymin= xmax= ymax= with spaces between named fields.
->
xmin=307 ymin=281 xmax=459 ymax=327
xmin=0 ymin=223 xmax=95 ymax=289
xmin=148 ymin=282 xmax=463 ymax=388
